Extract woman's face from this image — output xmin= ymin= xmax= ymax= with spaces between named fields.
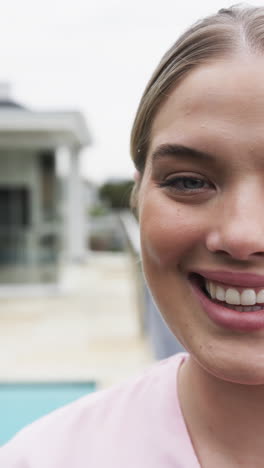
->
xmin=138 ymin=55 xmax=264 ymax=384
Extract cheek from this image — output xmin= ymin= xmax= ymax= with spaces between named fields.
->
xmin=139 ymin=194 xmax=205 ymax=267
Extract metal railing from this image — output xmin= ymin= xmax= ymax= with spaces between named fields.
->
xmin=119 ymin=210 xmax=185 ymax=359
xmin=0 ymin=228 xmax=29 ymax=264
xmin=0 ymin=228 xmax=59 ymax=264
xmin=0 ymin=228 xmax=60 ymax=284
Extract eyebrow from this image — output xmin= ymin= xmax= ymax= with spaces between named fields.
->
xmin=151 ymin=143 xmax=215 ymax=163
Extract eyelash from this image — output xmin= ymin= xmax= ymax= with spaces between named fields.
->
xmin=158 ymin=176 xmax=213 ymax=193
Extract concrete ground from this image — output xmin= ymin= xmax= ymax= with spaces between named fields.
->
xmin=0 ymin=252 xmax=153 ymax=389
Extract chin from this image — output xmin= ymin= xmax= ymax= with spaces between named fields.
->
xmin=188 ymin=338 xmax=264 ymax=386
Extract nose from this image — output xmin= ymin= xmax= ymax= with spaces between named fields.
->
xmin=206 ymin=186 xmax=264 ymax=261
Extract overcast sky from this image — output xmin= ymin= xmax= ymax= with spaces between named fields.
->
xmin=0 ymin=0 xmax=263 ymax=184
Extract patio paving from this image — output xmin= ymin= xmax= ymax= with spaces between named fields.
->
xmin=0 ymin=252 xmax=153 ymax=389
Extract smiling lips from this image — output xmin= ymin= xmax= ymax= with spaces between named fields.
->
xmin=190 ymin=270 xmax=264 ymax=331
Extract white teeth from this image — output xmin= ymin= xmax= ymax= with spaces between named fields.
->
xmin=241 ymin=289 xmax=256 ymax=306
xmin=215 ymin=286 xmax=225 ymax=301
xmin=209 ymin=282 xmax=216 ymax=299
xmin=205 ymin=280 xmax=264 ymax=308
xmin=257 ymin=290 xmax=264 ymax=304
xmin=225 ymin=288 xmax=240 ymax=305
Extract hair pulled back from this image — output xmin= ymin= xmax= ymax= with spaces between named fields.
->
xmin=130 ymin=5 xmax=264 ymax=211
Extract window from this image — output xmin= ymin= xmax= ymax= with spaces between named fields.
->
xmin=0 ymin=187 xmax=30 ymax=227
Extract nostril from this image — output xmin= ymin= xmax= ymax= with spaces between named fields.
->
xmin=209 ymin=249 xmax=264 ymax=260
xmin=214 ymin=250 xmax=229 ymax=255
xmin=206 ymin=230 xmax=264 ymax=260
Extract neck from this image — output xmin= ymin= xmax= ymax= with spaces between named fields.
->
xmin=179 ymin=356 xmax=264 ymax=467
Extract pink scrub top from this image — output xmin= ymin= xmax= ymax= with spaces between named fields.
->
xmin=0 ymin=353 xmax=200 ymax=467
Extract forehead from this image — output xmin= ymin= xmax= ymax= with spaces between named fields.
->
xmin=149 ymin=56 xmax=264 ymax=155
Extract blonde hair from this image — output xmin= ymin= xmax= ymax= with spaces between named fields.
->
xmin=130 ymin=4 xmax=264 ymax=211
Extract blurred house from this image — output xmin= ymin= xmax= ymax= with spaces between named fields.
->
xmin=0 ymin=84 xmax=91 ymax=286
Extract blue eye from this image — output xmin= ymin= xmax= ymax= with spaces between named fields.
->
xmin=159 ymin=176 xmax=210 ymax=192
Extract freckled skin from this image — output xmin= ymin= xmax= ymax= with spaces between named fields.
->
xmin=138 ymin=56 xmax=264 ymax=385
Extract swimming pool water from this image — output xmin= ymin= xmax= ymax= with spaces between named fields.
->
xmin=0 ymin=381 xmax=96 ymax=445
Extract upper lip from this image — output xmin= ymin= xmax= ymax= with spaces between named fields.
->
xmin=192 ymin=269 xmax=264 ymax=288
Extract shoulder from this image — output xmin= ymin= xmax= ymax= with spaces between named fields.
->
xmin=0 ymin=353 xmax=187 ymax=468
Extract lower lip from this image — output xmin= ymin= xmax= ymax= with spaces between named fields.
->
xmin=190 ymin=279 xmax=264 ymax=332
